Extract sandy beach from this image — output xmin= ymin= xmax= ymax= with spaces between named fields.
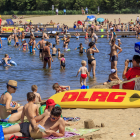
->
xmin=63 ymin=107 xmax=140 ymax=140
xmin=3 ymin=14 xmax=140 ymax=28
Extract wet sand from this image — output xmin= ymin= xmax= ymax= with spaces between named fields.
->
xmin=3 ymin=14 xmax=139 ymax=28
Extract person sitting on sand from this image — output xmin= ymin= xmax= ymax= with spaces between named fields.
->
xmin=3 ymin=107 xmax=65 ymax=139
xmin=52 ymin=83 xmax=70 ymax=94
xmin=0 ymin=80 xmax=23 ymax=122
xmin=31 ymin=85 xmax=42 ymax=104
xmin=76 ymin=60 xmax=88 ymax=86
xmin=21 ymin=92 xmax=39 ymax=130
xmin=103 ymin=69 xmax=120 ymax=85
xmin=112 ymin=55 xmax=140 ymax=90
xmin=75 ymin=43 xmax=86 ymax=54
xmin=2 ymin=54 xmax=11 ymax=66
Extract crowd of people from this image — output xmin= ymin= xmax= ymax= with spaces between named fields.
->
xmin=0 ymin=15 xmax=140 ymax=139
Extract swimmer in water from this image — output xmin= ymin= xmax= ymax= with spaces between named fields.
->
xmin=14 ymin=35 xmax=20 ymax=47
xmin=85 ymin=30 xmax=88 ymax=42
xmin=106 ymin=30 xmax=109 ymax=39
xmin=76 ymin=60 xmax=88 ymax=86
xmin=7 ymin=34 xmax=12 ymax=46
xmin=36 ymin=37 xmax=46 ymax=57
xmin=32 ymin=37 xmax=36 ymax=55
xmin=117 ymin=39 xmax=122 ymax=47
xmin=2 ymin=54 xmax=11 ymax=66
xmin=75 ymin=43 xmax=86 ymax=54
xmin=57 ymin=48 xmax=61 ymax=58
xmin=63 ymin=43 xmax=68 ymax=51
xmin=21 ymin=31 xmax=26 ymax=43
xmin=19 ymin=40 xmax=28 ymax=51
xmin=62 ymin=35 xmax=66 ymax=41
xmin=51 ymin=44 xmax=57 ymax=56
xmin=59 ymin=53 xmax=65 ymax=70
xmin=74 ymin=32 xmax=80 ymax=40
xmin=0 ymin=37 xmax=2 ymax=49
xmin=55 ymin=33 xmax=60 ymax=44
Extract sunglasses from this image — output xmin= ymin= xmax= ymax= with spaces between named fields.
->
xmin=10 ymin=86 xmax=16 ymax=90
xmin=50 ymin=115 xmax=58 ymax=120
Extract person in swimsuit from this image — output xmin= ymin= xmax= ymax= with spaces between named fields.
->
xmin=2 ymin=54 xmax=11 ymax=66
xmin=87 ymin=42 xmax=99 ymax=77
xmin=55 ymin=33 xmax=60 ymax=44
xmin=36 ymin=37 xmax=46 ymax=57
xmin=59 ymin=54 xmax=65 ymax=70
xmin=0 ymin=80 xmax=23 ymax=122
xmin=106 ymin=30 xmax=109 ymax=39
xmin=85 ymin=30 xmax=88 ymax=41
xmin=103 ymin=69 xmax=120 ymax=85
xmin=57 ymin=48 xmax=61 ymax=58
xmin=3 ymin=107 xmax=65 ymax=139
xmin=74 ymin=32 xmax=80 ymax=40
xmin=17 ymin=28 xmax=21 ymax=38
xmin=14 ymin=35 xmax=20 ymax=47
xmin=91 ymin=32 xmax=98 ymax=43
xmin=64 ymin=36 xmax=70 ymax=46
xmin=76 ymin=60 xmax=88 ymax=86
xmin=21 ymin=31 xmax=26 ymax=43
xmin=73 ymin=22 xmax=77 ymax=30
xmin=32 ymin=37 xmax=36 ymax=55
xmin=7 ymin=34 xmax=12 ymax=46
xmin=117 ymin=39 xmax=122 ymax=47
xmin=42 ymin=41 xmax=53 ymax=69
xmin=19 ymin=40 xmax=28 ymax=51
xmin=28 ymin=34 xmax=33 ymax=53
xmin=42 ymin=31 xmax=49 ymax=39
xmin=12 ymin=27 xmax=17 ymax=35
xmin=109 ymin=39 xmax=122 ymax=70
xmin=52 ymin=83 xmax=70 ymax=94
xmin=75 ymin=43 xmax=86 ymax=54
xmin=51 ymin=44 xmax=57 ymax=56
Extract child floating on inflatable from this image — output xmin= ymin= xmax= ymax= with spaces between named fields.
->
xmin=76 ymin=60 xmax=88 ymax=86
xmin=52 ymin=83 xmax=70 ymax=94
xmin=2 ymin=54 xmax=11 ymax=66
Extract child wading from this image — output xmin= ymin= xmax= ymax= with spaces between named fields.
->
xmin=76 ymin=60 xmax=88 ymax=86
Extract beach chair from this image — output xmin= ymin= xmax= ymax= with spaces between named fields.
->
xmin=119 ymin=77 xmax=140 ymax=90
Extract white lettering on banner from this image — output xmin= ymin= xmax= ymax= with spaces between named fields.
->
xmin=135 ymin=45 xmax=140 ymax=53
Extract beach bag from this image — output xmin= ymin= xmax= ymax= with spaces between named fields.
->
xmin=9 ymin=135 xmax=35 ymax=140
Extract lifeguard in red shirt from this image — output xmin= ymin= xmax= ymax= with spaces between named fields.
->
xmin=112 ymin=55 xmax=140 ymax=90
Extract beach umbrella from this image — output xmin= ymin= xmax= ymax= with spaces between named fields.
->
xmin=97 ymin=18 xmax=104 ymax=22
xmin=26 ymin=20 xmax=33 ymax=22
xmin=87 ymin=15 xmax=95 ymax=21
xmin=135 ymin=42 xmax=140 ymax=54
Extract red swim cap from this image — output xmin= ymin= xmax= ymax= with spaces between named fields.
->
xmin=45 ymin=99 xmax=56 ymax=110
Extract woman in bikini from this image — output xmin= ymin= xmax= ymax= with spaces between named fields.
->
xmin=42 ymin=41 xmax=53 ymax=69
xmin=19 ymin=40 xmax=28 ymax=51
xmin=87 ymin=42 xmax=99 ymax=77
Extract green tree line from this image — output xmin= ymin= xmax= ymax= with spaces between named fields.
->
xmin=1 ymin=0 xmax=140 ymax=14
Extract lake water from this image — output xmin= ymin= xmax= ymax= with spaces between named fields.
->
xmin=0 ymin=37 xmax=138 ymax=105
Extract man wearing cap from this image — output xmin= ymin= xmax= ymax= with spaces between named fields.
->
xmin=0 ymin=80 xmax=23 ymax=122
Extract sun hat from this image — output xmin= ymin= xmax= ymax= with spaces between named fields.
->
xmin=7 ymin=80 xmax=18 ymax=88
xmin=45 ymin=99 xmax=56 ymax=110
xmin=111 ymin=69 xmax=116 ymax=74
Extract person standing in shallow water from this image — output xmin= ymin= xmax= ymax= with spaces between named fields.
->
xmin=42 ymin=41 xmax=53 ymax=69
xmin=109 ymin=39 xmax=122 ymax=71
xmin=86 ymin=42 xmax=99 ymax=77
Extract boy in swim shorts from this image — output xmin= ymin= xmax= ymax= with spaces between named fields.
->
xmin=21 ymin=92 xmax=39 ymax=130
xmin=14 ymin=35 xmax=20 ymax=47
xmin=51 ymin=44 xmax=57 ymax=56
xmin=76 ymin=60 xmax=88 ymax=86
xmin=31 ymin=85 xmax=42 ymax=104
xmin=52 ymin=83 xmax=70 ymax=94
xmin=103 ymin=69 xmax=120 ymax=85
xmin=57 ymin=48 xmax=61 ymax=57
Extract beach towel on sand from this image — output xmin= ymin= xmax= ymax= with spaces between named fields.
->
xmin=38 ymin=127 xmax=100 ymax=140
xmin=0 ymin=122 xmax=18 ymax=128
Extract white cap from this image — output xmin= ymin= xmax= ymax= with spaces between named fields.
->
xmin=117 ymin=39 xmax=121 ymax=41
xmin=111 ymin=69 xmax=116 ymax=74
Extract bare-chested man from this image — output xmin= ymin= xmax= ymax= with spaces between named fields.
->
xmin=3 ymin=107 xmax=65 ymax=140
xmin=12 ymin=27 xmax=17 ymax=35
xmin=36 ymin=37 xmax=46 ymax=57
xmin=109 ymin=39 xmax=122 ymax=70
xmin=14 ymin=35 xmax=20 ymax=47
xmin=42 ymin=31 xmax=49 ymax=39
